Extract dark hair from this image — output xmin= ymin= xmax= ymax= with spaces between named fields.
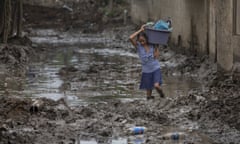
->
xmin=137 ymin=32 xmax=148 ymax=44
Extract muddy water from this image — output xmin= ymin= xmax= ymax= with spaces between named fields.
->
xmin=76 ymin=138 xmax=128 ymax=144
xmin=0 ymin=29 xmax=211 ymax=144
xmin=26 ymin=29 xmax=207 ymax=144
xmin=20 ymin=29 xmax=201 ymax=107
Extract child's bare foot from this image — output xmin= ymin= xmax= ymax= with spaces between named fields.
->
xmin=156 ymin=88 xmax=165 ymax=98
xmin=146 ymin=96 xmax=155 ymax=100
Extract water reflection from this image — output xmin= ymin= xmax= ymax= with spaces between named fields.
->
xmin=76 ymin=138 xmax=128 ymax=144
xmin=0 ymin=29 xmax=202 ymax=107
xmin=162 ymin=76 xmax=200 ymax=98
xmin=22 ymin=44 xmax=144 ymax=105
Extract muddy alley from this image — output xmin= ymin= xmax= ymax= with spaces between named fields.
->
xmin=1 ymin=1 xmax=240 ymax=144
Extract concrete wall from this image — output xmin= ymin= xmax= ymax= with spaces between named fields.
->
xmin=215 ymin=0 xmax=233 ymax=72
xmin=233 ymin=0 xmax=240 ymax=61
xmin=130 ymin=0 xmax=209 ymax=55
xmin=208 ymin=0 xmax=217 ymax=61
xmin=130 ymin=0 xmax=240 ymax=72
xmin=233 ymin=36 xmax=240 ymax=61
xmin=211 ymin=0 xmax=240 ymax=68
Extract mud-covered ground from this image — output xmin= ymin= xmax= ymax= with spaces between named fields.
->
xmin=1 ymin=2 xmax=240 ymax=144
xmin=23 ymin=0 xmax=129 ymax=32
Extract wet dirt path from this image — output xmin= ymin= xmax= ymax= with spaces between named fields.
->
xmin=23 ymin=29 xmax=201 ymax=106
xmin=24 ymin=29 xmax=213 ymax=144
xmin=1 ymin=28 xmax=240 ymax=144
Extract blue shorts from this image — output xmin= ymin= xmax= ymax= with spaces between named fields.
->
xmin=140 ymin=68 xmax=163 ymax=90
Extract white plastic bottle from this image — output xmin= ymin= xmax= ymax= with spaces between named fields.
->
xmin=160 ymin=132 xmax=186 ymax=140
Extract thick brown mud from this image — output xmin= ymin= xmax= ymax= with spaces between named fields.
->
xmin=1 ymin=3 xmax=240 ymax=144
xmin=0 ymin=26 xmax=240 ymax=144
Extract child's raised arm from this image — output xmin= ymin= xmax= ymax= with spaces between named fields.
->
xmin=129 ymin=24 xmax=145 ymax=48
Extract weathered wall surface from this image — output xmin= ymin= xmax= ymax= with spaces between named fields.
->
xmin=130 ymin=0 xmax=240 ymax=71
xmin=215 ymin=0 xmax=233 ymax=72
xmin=233 ymin=36 xmax=240 ymax=61
xmin=233 ymin=0 xmax=240 ymax=61
xmin=208 ymin=0 xmax=216 ymax=61
xmin=130 ymin=0 xmax=209 ymax=55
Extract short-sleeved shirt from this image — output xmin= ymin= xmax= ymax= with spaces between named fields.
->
xmin=137 ymin=42 xmax=160 ymax=73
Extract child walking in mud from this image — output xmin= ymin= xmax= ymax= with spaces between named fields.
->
xmin=129 ymin=24 xmax=165 ymax=100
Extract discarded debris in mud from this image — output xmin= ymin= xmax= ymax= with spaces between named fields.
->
xmin=160 ymin=132 xmax=186 ymax=140
xmin=29 ymin=99 xmax=44 ymax=113
xmin=0 ymin=1 xmax=240 ymax=144
xmin=0 ymin=36 xmax=34 ymax=76
xmin=1 ymin=26 xmax=240 ymax=143
xmin=58 ymin=66 xmax=78 ymax=76
xmin=0 ymin=96 xmax=170 ymax=144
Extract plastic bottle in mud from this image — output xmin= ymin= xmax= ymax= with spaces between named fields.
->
xmin=128 ymin=127 xmax=146 ymax=135
xmin=160 ymin=132 xmax=186 ymax=140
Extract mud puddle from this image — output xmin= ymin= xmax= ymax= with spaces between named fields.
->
xmin=0 ymin=29 xmax=219 ymax=144
xmin=20 ymin=29 xmax=201 ymax=107
xmin=25 ymin=29 xmax=211 ymax=144
xmin=76 ymin=137 xmax=128 ymax=144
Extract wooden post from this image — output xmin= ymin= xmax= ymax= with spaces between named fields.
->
xmin=0 ymin=0 xmax=4 ymax=37
xmin=17 ymin=0 xmax=23 ymax=37
xmin=3 ymin=0 xmax=11 ymax=44
xmin=10 ymin=0 xmax=17 ymax=36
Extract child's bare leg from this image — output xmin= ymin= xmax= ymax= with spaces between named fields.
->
xmin=146 ymin=89 xmax=154 ymax=100
xmin=154 ymin=83 xmax=165 ymax=98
